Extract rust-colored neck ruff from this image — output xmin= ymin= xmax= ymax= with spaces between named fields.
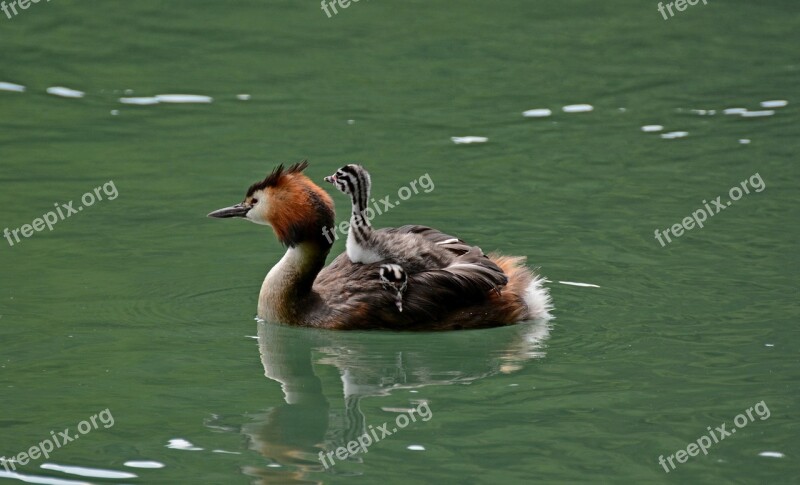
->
xmin=262 ymin=169 xmax=335 ymax=249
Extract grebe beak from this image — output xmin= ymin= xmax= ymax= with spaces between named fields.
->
xmin=323 ymin=175 xmax=336 ymax=184
xmin=208 ymin=203 xmax=250 ymax=219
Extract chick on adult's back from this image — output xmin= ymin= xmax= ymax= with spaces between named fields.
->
xmin=208 ymin=161 xmax=552 ymax=330
xmin=324 ymin=164 xmax=455 ymax=273
xmin=324 ymin=163 xmax=502 ymax=312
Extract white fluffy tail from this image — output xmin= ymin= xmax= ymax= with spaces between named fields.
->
xmin=524 ymin=274 xmax=553 ymax=320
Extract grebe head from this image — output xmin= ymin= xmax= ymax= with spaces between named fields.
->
xmin=208 ymin=161 xmax=335 ymax=247
xmin=323 ymin=164 xmax=371 ymax=200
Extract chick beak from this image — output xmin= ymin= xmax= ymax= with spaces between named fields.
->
xmin=324 ymin=175 xmax=336 ymax=184
xmin=208 ymin=203 xmax=250 ymax=219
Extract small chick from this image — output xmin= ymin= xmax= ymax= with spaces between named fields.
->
xmin=379 ymin=263 xmax=408 ymax=312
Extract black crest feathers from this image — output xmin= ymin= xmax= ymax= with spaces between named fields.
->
xmin=246 ymin=160 xmax=309 ymax=196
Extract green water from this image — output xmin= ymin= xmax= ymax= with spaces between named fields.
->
xmin=1 ymin=0 xmax=798 ymax=483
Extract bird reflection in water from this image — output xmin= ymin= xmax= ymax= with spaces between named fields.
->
xmin=227 ymin=320 xmax=551 ymax=483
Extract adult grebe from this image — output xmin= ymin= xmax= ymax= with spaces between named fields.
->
xmin=208 ymin=161 xmax=551 ymax=330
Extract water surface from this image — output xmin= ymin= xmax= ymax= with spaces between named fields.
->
xmin=1 ymin=1 xmax=798 ymax=483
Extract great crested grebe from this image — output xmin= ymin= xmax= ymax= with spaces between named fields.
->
xmin=208 ymin=161 xmax=552 ymax=330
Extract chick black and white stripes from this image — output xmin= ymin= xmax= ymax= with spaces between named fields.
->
xmin=325 ymin=165 xmax=382 ymax=263
xmin=341 ymin=165 xmax=372 ymax=246
xmin=379 ymin=263 xmax=408 ymax=312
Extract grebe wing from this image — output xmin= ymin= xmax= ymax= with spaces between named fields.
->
xmin=405 ymin=246 xmax=508 ymax=301
xmin=377 ymin=224 xmax=471 ymax=255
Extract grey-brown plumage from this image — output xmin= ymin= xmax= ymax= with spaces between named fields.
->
xmin=324 ymin=165 xmax=507 ymax=313
xmin=312 ymin=225 xmax=513 ymax=329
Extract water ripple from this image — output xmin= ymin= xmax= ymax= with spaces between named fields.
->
xmin=660 ymin=131 xmax=689 ymax=139
xmin=155 ymin=94 xmax=213 ymax=103
xmin=123 ymin=460 xmax=165 ymax=469
xmin=562 ymin=104 xmax=593 ymax=113
xmin=0 ymin=470 xmax=90 ymax=485
xmin=724 ymin=107 xmax=747 ymax=115
xmin=0 ymin=81 xmax=25 ymax=92
xmin=451 ymin=136 xmax=488 ymax=144
xmin=523 ymin=108 xmax=552 ymax=118
xmin=740 ymin=110 xmax=774 ymax=118
xmin=119 ymin=97 xmax=160 ymax=105
xmin=45 ymin=87 xmax=85 ymax=99
xmin=40 ymin=463 xmax=137 ymax=479
xmin=559 ymin=281 xmax=600 ymax=288
xmin=760 ymin=100 xmax=787 ymax=108
xmin=167 ymin=438 xmax=203 ymax=451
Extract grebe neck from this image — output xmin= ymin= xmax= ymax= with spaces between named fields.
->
xmin=258 ymin=241 xmax=329 ymax=323
xmin=347 ymin=174 xmax=374 ymax=245
xmin=345 ymin=176 xmax=384 ymax=264
xmin=349 ymin=195 xmax=373 ymax=241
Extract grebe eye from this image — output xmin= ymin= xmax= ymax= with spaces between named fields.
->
xmin=251 ymin=198 xmax=258 ymax=204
